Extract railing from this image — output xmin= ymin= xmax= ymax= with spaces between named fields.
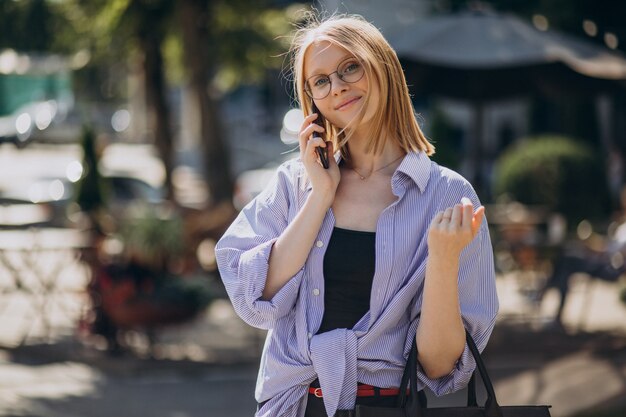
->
xmin=0 ymin=227 xmax=89 ymax=346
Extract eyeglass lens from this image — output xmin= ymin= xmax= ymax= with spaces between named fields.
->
xmin=305 ymin=58 xmax=364 ymax=99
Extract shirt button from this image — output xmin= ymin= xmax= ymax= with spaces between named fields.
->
xmin=315 ymin=240 xmax=324 ymax=248
xmin=312 ymin=288 xmax=320 ymax=296
xmin=308 ymin=332 xmax=312 ymax=339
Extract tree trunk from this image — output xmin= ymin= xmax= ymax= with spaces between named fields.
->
xmin=179 ymin=0 xmax=233 ymax=207
xmin=136 ymin=5 xmax=175 ymax=201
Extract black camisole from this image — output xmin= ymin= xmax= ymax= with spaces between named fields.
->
xmin=317 ymin=226 xmax=376 ymax=334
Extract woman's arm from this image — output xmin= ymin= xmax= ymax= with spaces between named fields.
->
xmin=416 ymin=198 xmax=485 ymax=378
xmin=215 ymin=114 xmax=339 ymax=329
xmin=262 ymin=190 xmax=332 ymax=299
xmin=262 ymin=112 xmax=340 ymax=300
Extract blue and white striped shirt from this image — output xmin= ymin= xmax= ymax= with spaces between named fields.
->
xmin=215 ymin=151 xmax=498 ymax=417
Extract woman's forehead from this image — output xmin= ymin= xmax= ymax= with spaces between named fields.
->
xmin=303 ymin=41 xmax=354 ymax=77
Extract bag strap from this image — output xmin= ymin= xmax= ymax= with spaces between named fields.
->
xmin=465 ymin=330 xmax=503 ymax=417
xmin=468 ymin=373 xmax=477 ymax=406
xmin=397 ymin=330 xmax=503 ymax=417
xmin=397 ymin=341 xmax=413 ymax=407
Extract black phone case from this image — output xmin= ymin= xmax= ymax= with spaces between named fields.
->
xmin=311 ymin=104 xmax=329 ymax=169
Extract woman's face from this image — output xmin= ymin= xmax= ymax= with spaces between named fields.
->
xmin=303 ymin=41 xmax=378 ymax=131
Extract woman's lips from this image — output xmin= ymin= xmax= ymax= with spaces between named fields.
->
xmin=335 ymin=97 xmax=361 ymax=110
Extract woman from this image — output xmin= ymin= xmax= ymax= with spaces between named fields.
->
xmin=215 ymin=14 xmax=498 ymax=417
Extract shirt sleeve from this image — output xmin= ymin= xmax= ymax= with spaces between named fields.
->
xmin=416 ymin=185 xmax=499 ymax=396
xmin=215 ymin=162 xmax=305 ymax=330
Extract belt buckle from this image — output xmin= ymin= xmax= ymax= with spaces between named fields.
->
xmin=313 ymin=388 xmax=323 ymax=398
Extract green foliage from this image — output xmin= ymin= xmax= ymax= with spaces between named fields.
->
xmin=117 ymin=206 xmax=215 ymax=311
xmin=120 ymin=207 xmax=184 ymax=269
xmin=0 ymin=0 xmax=57 ymax=52
xmin=0 ymin=0 xmax=303 ymax=108
xmin=210 ymin=0 xmax=297 ymax=92
xmin=493 ymin=135 xmax=610 ymax=228
xmin=149 ymin=273 xmax=215 ymax=311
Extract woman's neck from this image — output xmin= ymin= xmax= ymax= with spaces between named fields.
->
xmin=344 ymin=131 xmax=405 ymax=176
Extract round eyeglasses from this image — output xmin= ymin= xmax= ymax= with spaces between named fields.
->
xmin=304 ymin=58 xmax=365 ymax=100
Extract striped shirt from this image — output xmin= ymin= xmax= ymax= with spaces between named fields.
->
xmin=215 ymin=151 xmax=499 ymax=417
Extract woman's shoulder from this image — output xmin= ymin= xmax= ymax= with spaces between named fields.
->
xmin=428 ymin=162 xmax=480 ymax=207
xmin=422 ymin=159 xmax=481 ymax=206
xmin=263 ymin=156 xmax=309 ymax=196
xmin=274 ymin=156 xmax=306 ymax=184
xmin=277 ymin=155 xmax=304 ymax=173
xmin=428 ymin=160 xmax=473 ymax=190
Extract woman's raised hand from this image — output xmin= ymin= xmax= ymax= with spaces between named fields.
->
xmin=428 ymin=197 xmax=485 ymax=257
xmin=299 ymin=113 xmax=341 ymax=198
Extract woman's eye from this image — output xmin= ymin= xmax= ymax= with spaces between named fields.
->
xmin=314 ymin=77 xmax=330 ymax=87
xmin=343 ymin=62 xmax=359 ymax=73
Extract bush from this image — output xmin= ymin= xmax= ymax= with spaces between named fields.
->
xmin=493 ymin=135 xmax=610 ymax=228
xmin=119 ymin=206 xmax=184 ymax=272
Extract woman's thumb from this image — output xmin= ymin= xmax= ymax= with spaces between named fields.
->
xmin=472 ymin=206 xmax=485 ymax=235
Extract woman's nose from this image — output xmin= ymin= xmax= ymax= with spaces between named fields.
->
xmin=330 ymin=74 xmax=348 ymax=95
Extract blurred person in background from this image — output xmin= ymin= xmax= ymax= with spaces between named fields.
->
xmin=216 ymin=14 xmax=498 ymax=417
xmin=541 ymin=184 xmax=626 ymax=327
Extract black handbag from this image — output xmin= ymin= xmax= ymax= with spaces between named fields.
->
xmin=355 ymin=330 xmax=552 ymax=417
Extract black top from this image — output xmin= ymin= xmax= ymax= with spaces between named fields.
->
xmin=317 ymin=226 xmax=376 ymax=334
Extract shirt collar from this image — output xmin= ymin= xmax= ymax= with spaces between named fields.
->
xmin=304 ymin=151 xmax=431 ymax=192
xmin=394 ymin=151 xmax=431 ymax=193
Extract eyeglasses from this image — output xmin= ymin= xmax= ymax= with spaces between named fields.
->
xmin=304 ymin=57 xmax=365 ymax=100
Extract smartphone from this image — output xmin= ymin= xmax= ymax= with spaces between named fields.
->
xmin=311 ymin=103 xmax=329 ymax=169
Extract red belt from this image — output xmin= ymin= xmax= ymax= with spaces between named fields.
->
xmin=308 ymin=384 xmax=405 ymax=398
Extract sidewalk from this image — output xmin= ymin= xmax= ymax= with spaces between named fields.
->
xmin=1 ymin=272 xmax=625 ymax=417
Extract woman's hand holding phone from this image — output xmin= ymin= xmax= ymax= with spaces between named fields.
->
xmin=298 ymin=112 xmax=340 ymax=200
xmin=310 ymin=103 xmax=329 ymax=169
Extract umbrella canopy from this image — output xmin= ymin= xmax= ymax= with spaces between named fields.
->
xmin=389 ymin=10 xmax=626 ymax=99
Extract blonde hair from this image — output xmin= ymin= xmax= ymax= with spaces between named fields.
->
xmin=290 ymin=13 xmax=434 ymax=158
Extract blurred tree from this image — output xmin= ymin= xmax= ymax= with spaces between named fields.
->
xmin=52 ymin=0 xmax=294 ymax=207
xmin=63 ymin=0 xmax=177 ymax=200
xmin=2 ymin=0 xmax=300 ymax=206
xmin=0 ymin=0 xmax=58 ymax=51
xmin=179 ymin=0 xmax=232 ymax=206
xmin=176 ymin=0 xmax=294 ymax=206
xmin=131 ymin=0 xmax=177 ymax=201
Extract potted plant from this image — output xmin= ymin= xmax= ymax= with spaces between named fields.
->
xmin=86 ymin=205 xmax=215 ymax=352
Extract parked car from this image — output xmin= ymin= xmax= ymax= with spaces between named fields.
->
xmin=0 ymin=173 xmax=164 ymax=229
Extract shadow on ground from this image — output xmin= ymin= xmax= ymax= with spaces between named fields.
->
xmin=1 ymin=320 xmax=625 ymax=417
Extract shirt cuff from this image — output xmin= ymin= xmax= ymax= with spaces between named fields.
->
xmin=239 ymin=238 xmax=305 ymax=323
xmin=418 ymin=341 xmax=475 ymax=396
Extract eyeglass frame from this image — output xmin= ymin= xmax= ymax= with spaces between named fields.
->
xmin=304 ymin=57 xmax=366 ymax=100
